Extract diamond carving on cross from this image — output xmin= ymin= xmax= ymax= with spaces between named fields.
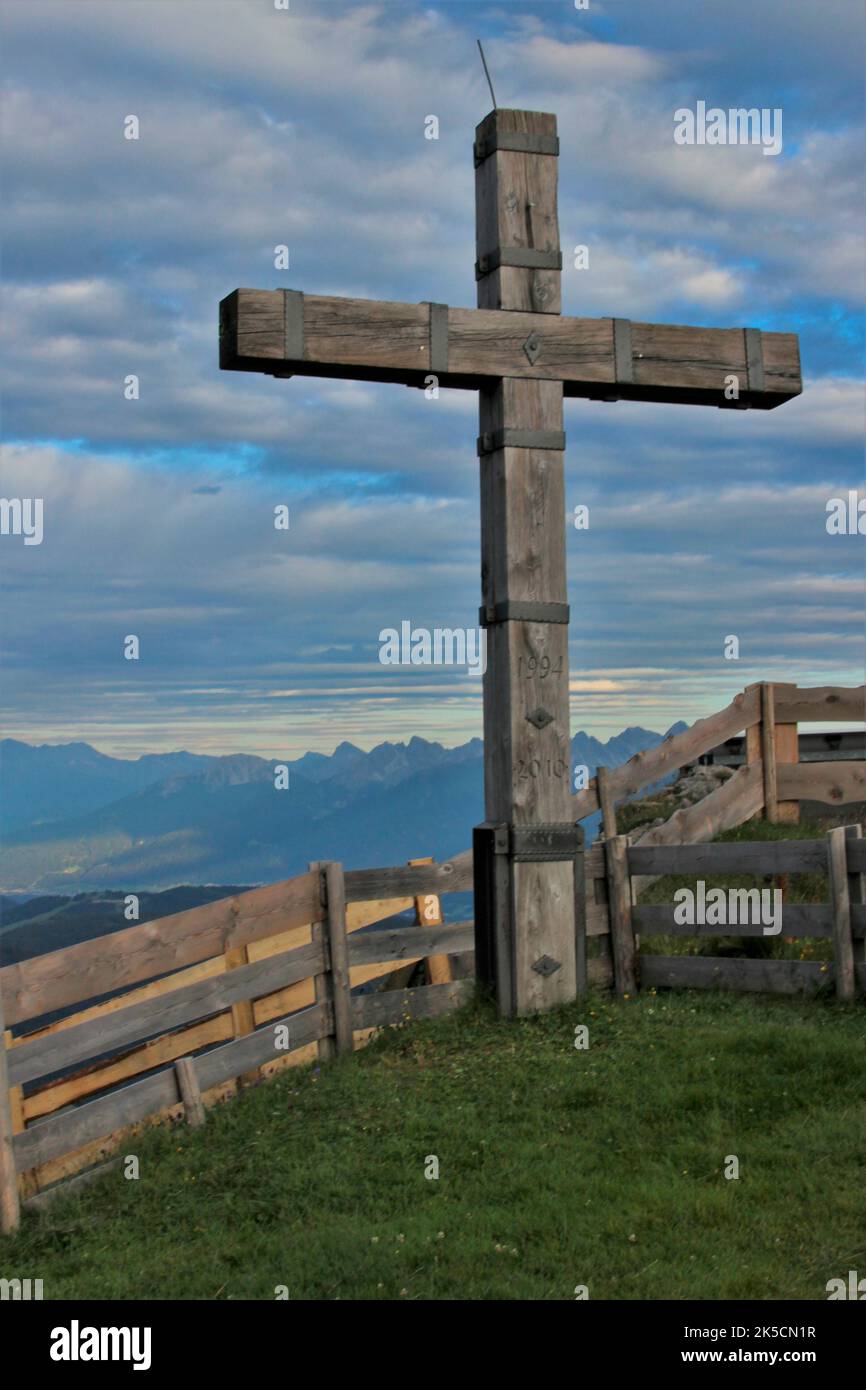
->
xmin=220 ymin=108 xmax=802 ymax=1016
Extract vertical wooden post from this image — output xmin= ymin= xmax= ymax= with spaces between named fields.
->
xmin=846 ymin=824 xmax=865 ymax=973
xmin=323 ymin=862 xmax=353 ymax=1054
xmin=606 ymin=835 xmax=637 ymax=998
xmin=224 ymin=942 xmax=259 ymax=1085
xmin=174 ymin=1055 xmax=206 ymax=1129
xmin=748 ymin=682 xmax=798 ymax=824
xmin=308 ymin=861 xmax=335 ymax=1062
xmin=408 ymin=857 xmax=450 ymax=984
xmin=4 ymin=1031 xmax=37 ymax=1200
xmin=475 ymin=108 xmax=576 ymax=1015
xmin=596 ymin=765 xmax=618 ymax=840
xmin=0 ymin=993 xmax=21 ymax=1234
xmin=827 ymin=826 xmax=856 ymax=1001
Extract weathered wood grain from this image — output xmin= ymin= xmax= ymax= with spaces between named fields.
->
xmin=0 ymin=870 xmax=322 ymax=1028
xmin=773 ymin=685 xmax=865 ymax=725
xmin=633 ymin=904 xmax=832 ymax=939
xmin=344 ymin=859 xmax=473 ymax=902
xmin=8 ymin=939 xmax=325 ymax=1088
xmin=605 ymin=836 xmax=637 ymax=996
xmin=174 ymin=1055 xmax=205 ymax=1129
xmin=640 ymin=955 xmax=834 ymax=995
xmin=628 ymin=839 xmax=828 ymax=876
xmin=828 ymin=827 xmax=856 ymax=1000
xmin=777 ymin=761 xmax=866 ymax=805
xmin=348 ymin=923 xmax=474 ymax=967
xmin=324 ymin=862 xmax=353 ymax=1055
xmin=220 ymin=291 xmax=801 ymax=408
xmin=0 ymin=998 xmax=20 ymax=1231
xmin=475 ymin=109 xmax=561 ymax=315
xmin=352 ymin=981 xmax=472 ymax=1030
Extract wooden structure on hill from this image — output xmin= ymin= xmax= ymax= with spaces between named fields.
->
xmin=219 ymin=108 xmax=802 ymax=1020
xmin=0 ymin=680 xmax=862 ymax=1233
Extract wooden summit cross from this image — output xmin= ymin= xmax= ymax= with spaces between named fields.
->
xmin=219 ymin=109 xmax=802 ymax=1018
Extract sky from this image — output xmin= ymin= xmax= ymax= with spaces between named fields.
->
xmin=1 ymin=0 xmax=863 ymax=760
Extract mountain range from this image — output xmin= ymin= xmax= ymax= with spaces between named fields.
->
xmin=0 ymin=724 xmax=687 ymax=895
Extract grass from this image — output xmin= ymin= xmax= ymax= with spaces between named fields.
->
xmin=4 ymin=990 xmax=865 ymax=1301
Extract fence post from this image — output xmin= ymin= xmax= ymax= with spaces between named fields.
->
xmin=747 ymin=682 xmax=799 ymax=823
xmin=308 ymin=862 xmax=336 ymax=1063
xmin=322 ymin=862 xmax=353 ymax=1055
xmin=0 ymin=993 xmax=21 ymax=1234
xmin=827 ymin=826 xmax=855 ymax=1000
xmin=606 ymin=835 xmax=637 ymax=997
xmin=408 ymin=857 xmax=450 ymax=984
xmin=224 ymin=941 xmax=259 ymax=1086
xmin=846 ymin=824 xmax=865 ymax=973
xmin=174 ymin=1055 xmax=206 ymax=1129
xmin=596 ymin=765 xmax=618 ymax=840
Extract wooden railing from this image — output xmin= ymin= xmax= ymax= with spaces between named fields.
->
xmin=0 ymin=856 xmax=474 ymax=1233
xmin=603 ymin=826 xmax=865 ymax=1002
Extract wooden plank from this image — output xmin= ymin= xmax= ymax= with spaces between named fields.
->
xmin=0 ymin=870 xmax=322 ymax=1028
xmin=220 ymin=289 xmax=801 ymax=407
xmin=343 ymin=859 xmax=473 ymax=901
xmin=777 ymin=761 xmax=866 ymax=806
xmin=751 ymin=683 xmax=799 ymax=824
xmin=633 ymin=904 xmax=832 ymax=939
xmin=573 ymin=686 xmax=761 ymax=818
xmin=408 ymin=856 xmax=451 ymax=985
xmin=9 ymin=938 xmax=325 ymax=1088
xmin=14 ymin=1069 xmax=179 ymax=1171
xmin=606 ymin=836 xmax=637 ymax=996
xmin=195 ymin=1003 xmax=328 ymax=1091
xmin=596 ymin=765 xmax=618 ymax=839
xmin=628 ymin=839 xmax=828 ymax=876
xmin=174 ymin=1056 xmax=205 ymax=1129
xmin=308 ymin=861 xmax=334 ymax=1064
xmin=773 ymin=685 xmax=865 ymax=725
xmin=348 ymin=923 xmax=474 ymax=967
xmin=640 ymin=955 xmax=833 ymax=995
xmin=827 ymin=827 xmax=856 ymax=1000
xmin=15 ymin=1002 xmax=330 ymax=1172
xmin=0 ymin=1000 xmax=21 ymax=1233
xmin=630 ymin=762 xmax=765 ymax=900
xmin=353 ymin=981 xmax=472 ymax=1030
xmin=324 ymin=863 xmax=353 ymax=1055
xmin=24 ymin=1157 xmax=122 ymax=1213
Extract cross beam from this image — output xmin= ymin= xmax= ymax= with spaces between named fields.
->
xmin=219 ymin=108 xmax=802 ymax=1017
xmin=220 ymin=290 xmax=801 ymax=410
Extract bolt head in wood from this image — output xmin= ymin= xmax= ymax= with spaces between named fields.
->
xmin=523 ymin=332 xmax=542 ymax=365
xmin=532 ymin=955 xmax=562 ymax=977
xmin=526 ymin=706 xmax=554 ymax=730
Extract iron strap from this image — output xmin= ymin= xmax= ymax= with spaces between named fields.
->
xmin=423 ymin=301 xmax=449 ymax=374
xmin=494 ymin=823 xmax=585 ymax=863
xmin=283 ymin=289 xmax=304 ymax=360
xmin=475 ymin=248 xmax=563 ymax=279
xmin=479 ymin=600 xmax=570 ymax=627
xmin=474 ymin=131 xmax=560 ymax=164
xmin=477 ymin=428 xmax=566 ymax=455
xmin=612 ymin=317 xmax=634 ymax=385
xmin=744 ymin=328 xmax=765 ymax=393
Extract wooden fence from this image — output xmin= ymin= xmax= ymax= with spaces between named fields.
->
xmin=0 ymin=680 xmax=863 ymax=1233
xmin=603 ymin=825 xmax=865 ymax=1001
xmin=0 ymin=857 xmax=476 ymax=1233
